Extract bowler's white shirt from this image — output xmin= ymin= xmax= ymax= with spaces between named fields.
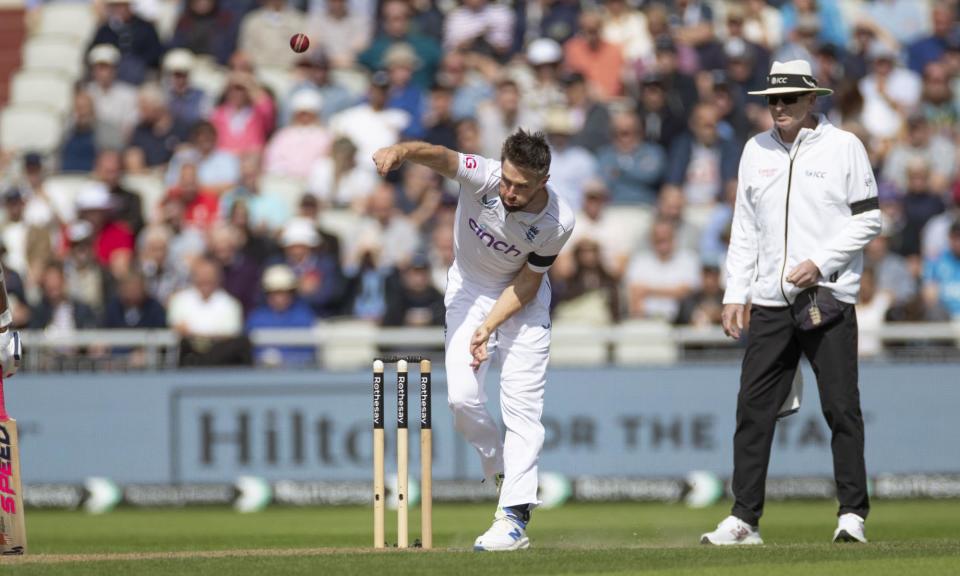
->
xmin=452 ymin=153 xmax=575 ymax=293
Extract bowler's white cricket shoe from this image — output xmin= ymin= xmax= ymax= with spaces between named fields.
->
xmin=700 ymin=515 xmax=764 ymax=545
xmin=474 ymin=508 xmax=530 ymax=551
xmin=833 ymin=513 xmax=867 ymax=543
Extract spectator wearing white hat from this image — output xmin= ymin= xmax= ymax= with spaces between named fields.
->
xmin=522 ymin=37 xmax=567 ymax=130
xmin=283 ymin=51 xmax=355 ymax=126
xmin=162 ymin=49 xmax=210 ymax=131
xmin=245 ymin=264 xmax=316 ymax=367
xmin=264 ymin=90 xmax=332 ymax=179
xmin=277 ymin=217 xmax=344 ymax=317
xmin=75 ymin=182 xmax=135 ymax=268
xmin=84 ymin=44 xmax=139 ymax=150
xmin=63 ymin=220 xmax=109 ymax=320
xmin=88 ymin=0 xmax=164 ymax=85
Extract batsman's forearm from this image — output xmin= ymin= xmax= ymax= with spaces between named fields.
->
xmin=398 ymin=141 xmax=459 ymax=180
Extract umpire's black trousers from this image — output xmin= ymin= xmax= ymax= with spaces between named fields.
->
xmin=731 ymin=304 xmax=869 ymax=527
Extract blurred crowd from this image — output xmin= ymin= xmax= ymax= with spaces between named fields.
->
xmin=3 ymin=0 xmax=960 ymax=365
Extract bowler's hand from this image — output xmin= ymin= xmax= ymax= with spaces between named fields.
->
xmin=0 ymin=329 xmax=22 ymax=378
xmin=721 ymin=304 xmax=747 ymax=340
xmin=469 ymin=325 xmax=492 ymax=371
xmin=372 ymin=145 xmax=406 ymax=176
xmin=786 ymin=260 xmax=821 ymax=289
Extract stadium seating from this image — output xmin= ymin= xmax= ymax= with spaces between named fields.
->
xmin=21 ymin=35 xmax=84 ymax=80
xmin=0 ymin=104 xmax=63 ymax=153
xmin=34 ymin=3 xmax=97 ymax=46
xmin=9 ymin=70 xmax=74 ymax=118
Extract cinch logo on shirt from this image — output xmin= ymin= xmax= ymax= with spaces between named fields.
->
xmin=464 ymin=156 xmax=478 ymax=170
xmin=468 ymin=218 xmax=522 ymax=257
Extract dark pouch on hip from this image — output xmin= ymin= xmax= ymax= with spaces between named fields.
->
xmin=792 ymin=286 xmax=846 ymax=331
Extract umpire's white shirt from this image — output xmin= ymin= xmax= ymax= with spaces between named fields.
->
xmin=724 ymin=114 xmax=882 ymax=307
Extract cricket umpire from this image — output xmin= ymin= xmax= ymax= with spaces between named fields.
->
xmin=701 ymin=60 xmax=881 ymax=545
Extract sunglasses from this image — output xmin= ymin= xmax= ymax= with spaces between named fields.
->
xmin=765 ymin=94 xmax=802 ymax=106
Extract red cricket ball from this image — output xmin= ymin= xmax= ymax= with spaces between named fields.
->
xmin=290 ymin=33 xmax=310 ymax=54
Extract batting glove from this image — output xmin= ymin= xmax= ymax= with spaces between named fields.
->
xmin=0 ymin=330 xmax=22 ymax=378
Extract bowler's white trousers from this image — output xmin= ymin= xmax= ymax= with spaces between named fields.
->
xmin=444 ymin=266 xmax=551 ymax=509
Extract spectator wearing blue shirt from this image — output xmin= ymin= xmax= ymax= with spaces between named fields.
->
xmin=665 ymin=102 xmax=740 ymax=207
xmin=383 ymin=43 xmax=427 ymax=139
xmin=359 ymin=0 xmax=442 ymax=89
xmin=276 ymin=218 xmax=344 ymax=318
xmin=596 ymin=111 xmax=665 ymax=205
xmin=88 ymin=0 xmax=165 ymax=85
xmin=908 ymin=2 xmax=956 ymax=74
xmin=246 ymin=264 xmax=316 ymax=367
xmin=162 ymin=50 xmax=210 ymax=135
xmin=104 ymin=271 xmax=167 ymax=329
xmin=923 ymin=220 xmax=960 ymax=318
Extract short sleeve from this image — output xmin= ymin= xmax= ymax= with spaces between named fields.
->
xmin=527 ymin=216 xmax=576 ymax=274
xmin=455 ymin=153 xmax=499 ymax=195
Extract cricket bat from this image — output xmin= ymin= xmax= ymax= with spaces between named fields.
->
xmin=0 ymin=374 xmax=26 ymax=555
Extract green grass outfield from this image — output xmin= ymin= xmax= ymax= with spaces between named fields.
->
xmin=3 ymin=500 xmax=959 ymax=575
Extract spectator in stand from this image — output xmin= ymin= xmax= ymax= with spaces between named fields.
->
xmin=264 ymin=91 xmax=332 ymax=179
xmin=211 ymin=71 xmax=276 ymax=155
xmin=855 ymin=266 xmax=890 ymax=358
xmin=61 ymin=91 xmax=100 ymax=173
xmin=423 ymin=80 xmax=458 ymax=150
xmin=307 ymin=137 xmax=377 ymax=212
xmin=443 ymin=0 xmax=515 ymax=61
xmin=649 ymin=37 xmax=697 ymax=124
xmin=438 ymin=50 xmax=495 ymax=122
xmin=773 ymin=14 xmax=820 ymax=76
xmin=674 ymin=264 xmax=724 ymax=327
xmin=564 ymin=9 xmax=625 ymax=101
xmin=170 ymin=257 xmax=250 ymax=366
xmin=781 ymin=0 xmax=848 ymax=50
xmin=359 ymin=0 xmax=442 ymax=89
xmin=923 ymin=220 xmax=960 ymax=319
xmin=29 ymin=261 xmax=100 ymax=332
xmin=394 ymin=163 xmax=443 ymax=231
xmin=595 ymin=110 xmax=665 ymax=205
xmin=636 ymin=72 xmax=684 ymax=152
xmin=656 ymin=185 xmax=699 ymax=253
xmin=626 ymin=219 xmax=701 ymax=321
xmin=95 ymin=150 xmax=144 ymax=237
xmin=166 ymin=121 xmax=241 ymax=193
xmin=221 ymin=153 xmax=291 ymax=234
xmin=665 ymin=102 xmax=740 ymax=207
xmin=162 ymin=49 xmax=210 ymax=132
xmin=164 ymin=163 xmax=221 ymax=231
xmin=918 ymin=61 xmax=959 ymax=134
xmin=352 ymin=182 xmax=420 ymax=269
xmin=305 ymin=0 xmax=371 ymax=69
xmin=564 ymin=72 xmax=612 ymax=154
xmin=329 ymin=71 xmax=410 ymax=171
xmin=551 ymin=237 xmax=621 ymax=325
xmin=741 ymin=0 xmax=783 ymax=51
xmin=62 ymin=221 xmax=110 ymax=322
xmin=171 ymin=0 xmax=240 ymax=66
xmin=528 ymin=0 xmax=580 ymax=46
xmin=559 ymin=179 xmax=630 ymax=280
xmin=477 ymin=78 xmax=525 ymax=158
xmin=85 ymin=44 xmax=139 ymax=151
xmin=667 ymin=0 xmax=720 ymax=70
xmin=208 ymin=222 xmax=262 ymax=313
xmin=908 ymin=1 xmax=956 ymax=74
xmin=544 ymin=107 xmax=597 ymax=213
xmin=0 ymin=188 xmax=30 ymax=279
xmin=138 ymin=224 xmax=190 ymax=305
xmin=246 ymin=264 xmax=316 ymax=367
xmin=88 ymin=0 xmax=164 ymax=85
xmin=104 ymin=270 xmax=167 ymax=329
xmin=383 ymin=43 xmax=428 ymax=139
xmin=427 ymin=218 xmax=454 ymax=292
xmin=75 ymin=182 xmax=134 ymax=269
xmin=282 ymin=51 xmax=355 ymax=126
xmin=279 ymin=218 xmax=344 ymax=317
xmin=600 ymin=0 xmax=652 ymax=66
xmin=382 ymin=254 xmax=444 ymax=327
xmin=294 ymin=194 xmax=343 ymax=268
xmin=864 ymin=232 xmax=916 ymax=306
xmin=723 ymin=35 xmax=766 ymax=105
xmin=882 ymin=114 xmax=956 ymax=196
xmin=862 ymin=0 xmax=928 ymax=48
xmin=238 ymin=0 xmax=304 ymax=70
xmin=859 ymin=43 xmax=922 ymax=141
xmin=158 ymin=196 xmax=208 ymax=277
xmin=892 ymin=159 xmax=945 ymax=259
xmin=522 ymin=37 xmax=566 ymax=130
xmin=454 ymin=117 xmax=483 ymax=155
xmin=127 ymin=84 xmax=186 ymax=170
